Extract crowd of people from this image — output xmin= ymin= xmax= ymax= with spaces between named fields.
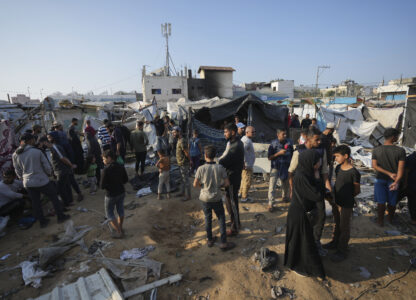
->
xmin=1 ymin=112 xmax=415 ymax=282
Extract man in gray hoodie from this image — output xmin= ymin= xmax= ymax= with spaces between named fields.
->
xmin=12 ymin=133 xmax=70 ymax=228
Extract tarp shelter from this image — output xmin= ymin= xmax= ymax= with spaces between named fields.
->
xmin=362 ymin=106 xmax=404 ymax=129
xmin=193 ymin=93 xmax=288 ymax=142
xmin=318 ymin=105 xmax=380 ymax=147
xmin=403 ymin=98 xmax=416 ymax=147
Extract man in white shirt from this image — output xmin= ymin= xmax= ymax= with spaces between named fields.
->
xmin=240 ymin=126 xmax=256 ymax=202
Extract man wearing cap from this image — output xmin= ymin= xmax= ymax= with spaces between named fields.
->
xmin=12 ymin=133 xmax=70 ymax=228
xmin=236 ymin=122 xmax=246 ymax=139
xmin=173 ymin=127 xmax=191 ymax=201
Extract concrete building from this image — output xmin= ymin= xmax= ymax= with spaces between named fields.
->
xmin=141 ymin=66 xmax=188 ymax=103
xmin=320 ymin=79 xmax=361 ymax=97
xmin=11 ymin=94 xmax=40 ymax=105
xmin=375 ymin=77 xmax=416 ymax=100
xmin=271 ymin=80 xmax=294 ymax=98
xmin=197 ymin=66 xmax=235 ymax=98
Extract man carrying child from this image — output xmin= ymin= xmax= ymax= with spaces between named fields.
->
xmin=323 ymin=145 xmax=361 ymax=262
xmin=193 ymin=145 xmax=236 ymax=251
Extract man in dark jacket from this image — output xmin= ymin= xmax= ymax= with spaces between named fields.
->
xmin=12 ymin=133 xmax=69 ymax=228
xmin=219 ymin=123 xmax=244 ymax=236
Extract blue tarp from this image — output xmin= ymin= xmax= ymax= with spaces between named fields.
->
xmin=385 ymin=94 xmax=406 ymax=101
xmin=328 ymin=97 xmax=357 ymax=105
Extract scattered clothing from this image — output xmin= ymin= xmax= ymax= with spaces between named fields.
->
xmin=120 ymin=246 xmax=156 ymax=260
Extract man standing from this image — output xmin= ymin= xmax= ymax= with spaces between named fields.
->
xmin=13 ymin=133 xmax=69 ymax=228
xmin=320 ymin=122 xmax=337 ymax=179
xmin=219 ymin=123 xmax=244 ymax=236
xmin=290 ymin=114 xmax=301 ymax=128
xmin=174 ymin=127 xmax=191 ymax=201
xmin=68 ymin=118 xmax=84 ymax=173
xmin=153 ymin=114 xmax=168 ymax=154
xmin=301 ymin=114 xmax=312 ymax=129
xmin=98 ymin=119 xmax=112 ymax=151
xmin=130 ymin=121 xmax=149 ymax=176
xmin=288 ymin=128 xmax=332 ymax=255
xmin=268 ymin=129 xmax=294 ymax=211
xmin=47 ymin=131 xmax=76 ymax=207
xmin=107 ymin=123 xmax=126 ymax=162
xmin=372 ymin=128 xmax=406 ymax=226
xmin=32 ymin=124 xmax=42 ymax=143
xmin=53 ymin=123 xmax=84 ymax=202
xmin=240 ymin=126 xmax=256 ymax=203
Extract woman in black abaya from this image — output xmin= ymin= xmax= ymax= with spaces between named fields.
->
xmin=284 ymin=149 xmax=325 ymax=279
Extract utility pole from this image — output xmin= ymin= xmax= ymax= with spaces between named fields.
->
xmin=315 ymin=65 xmax=330 ymax=96
xmin=161 ymin=23 xmax=171 ymax=76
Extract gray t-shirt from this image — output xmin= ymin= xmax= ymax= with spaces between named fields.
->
xmin=372 ymin=145 xmax=406 ymax=180
xmin=195 ymin=162 xmax=227 ymax=202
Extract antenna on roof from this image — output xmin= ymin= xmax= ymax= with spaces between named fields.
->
xmin=161 ymin=23 xmax=172 ymax=76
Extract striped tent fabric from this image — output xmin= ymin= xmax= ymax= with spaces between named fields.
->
xmin=192 ymin=118 xmax=227 ymax=155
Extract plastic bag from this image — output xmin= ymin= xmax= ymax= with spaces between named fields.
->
xmin=117 ymin=156 xmax=124 ymax=165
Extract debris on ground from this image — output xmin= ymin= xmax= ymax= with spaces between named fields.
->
xmin=38 ymin=246 xmax=71 ymax=268
xmin=123 ymin=273 xmax=183 ymax=299
xmin=31 ymin=268 xmax=123 ymax=299
xmin=120 ymin=245 xmax=156 ymax=260
xmin=253 ymin=247 xmax=278 ymax=272
xmin=88 ymin=239 xmax=113 ymax=255
xmin=394 ymin=248 xmax=410 ymax=256
xmin=385 ymin=230 xmax=401 ymax=236
xmin=274 ymin=225 xmax=284 ymax=235
xmin=272 ymin=270 xmax=281 ymax=280
xmin=20 ymin=261 xmax=49 ymax=288
xmin=136 ymin=187 xmax=153 ymax=197
xmin=271 ymin=286 xmax=284 ymax=298
xmin=359 ymin=266 xmax=371 ymax=279
xmin=0 ymin=254 xmax=11 ymax=260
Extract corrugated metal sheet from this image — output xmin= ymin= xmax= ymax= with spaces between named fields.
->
xmin=32 ymin=268 xmax=124 ymax=300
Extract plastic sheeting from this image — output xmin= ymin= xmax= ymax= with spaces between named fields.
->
xmin=363 ymin=107 xmax=403 ymax=128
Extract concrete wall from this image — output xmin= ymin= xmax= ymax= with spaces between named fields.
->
xmin=271 ymin=80 xmax=294 ymax=98
xmin=142 ymin=75 xmax=188 ymax=102
xmin=199 ymin=70 xmax=233 ymax=98
xmin=187 ymin=78 xmax=207 ymax=100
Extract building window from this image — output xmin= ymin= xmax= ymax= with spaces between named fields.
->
xmin=152 ymin=89 xmax=161 ymax=95
xmin=273 ymin=87 xmax=276 ymax=91
xmin=172 ymin=89 xmax=182 ymax=94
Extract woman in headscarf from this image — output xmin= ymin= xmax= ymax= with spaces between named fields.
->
xmin=284 ymin=149 xmax=325 ymax=279
xmin=85 ymin=131 xmax=104 ymax=185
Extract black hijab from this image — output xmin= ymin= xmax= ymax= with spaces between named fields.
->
xmin=292 ymin=149 xmax=323 ymax=211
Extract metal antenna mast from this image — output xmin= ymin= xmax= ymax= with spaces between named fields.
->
xmin=315 ymin=65 xmax=330 ymax=96
xmin=161 ymin=23 xmax=171 ymax=76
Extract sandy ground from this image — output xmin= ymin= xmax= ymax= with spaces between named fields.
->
xmin=1 ymin=164 xmax=416 ymax=300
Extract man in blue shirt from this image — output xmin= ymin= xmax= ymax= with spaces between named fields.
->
xmin=268 ymin=129 xmax=293 ymax=212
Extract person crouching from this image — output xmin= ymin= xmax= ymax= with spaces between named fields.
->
xmin=101 ymin=150 xmax=128 ymax=238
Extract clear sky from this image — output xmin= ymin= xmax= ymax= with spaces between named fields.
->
xmin=1 ymin=0 xmax=415 ymax=100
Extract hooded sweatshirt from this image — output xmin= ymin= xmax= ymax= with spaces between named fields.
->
xmin=12 ymin=145 xmax=52 ymax=188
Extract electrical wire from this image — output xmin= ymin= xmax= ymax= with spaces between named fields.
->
xmin=353 ymin=261 xmax=415 ymax=300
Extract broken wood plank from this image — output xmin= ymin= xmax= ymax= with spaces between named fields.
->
xmin=123 ymin=274 xmax=182 ymax=298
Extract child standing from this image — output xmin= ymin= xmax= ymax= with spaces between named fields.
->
xmin=101 ymin=150 xmax=128 ymax=238
xmin=189 ymin=130 xmax=202 ymax=174
xmin=156 ymin=149 xmax=170 ymax=200
xmin=323 ymin=145 xmax=361 ymax=262
xmin=86 ymin=156 xmax=98 ymax=195
xmin=193 ymin=145 xmax=235 ymax=251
